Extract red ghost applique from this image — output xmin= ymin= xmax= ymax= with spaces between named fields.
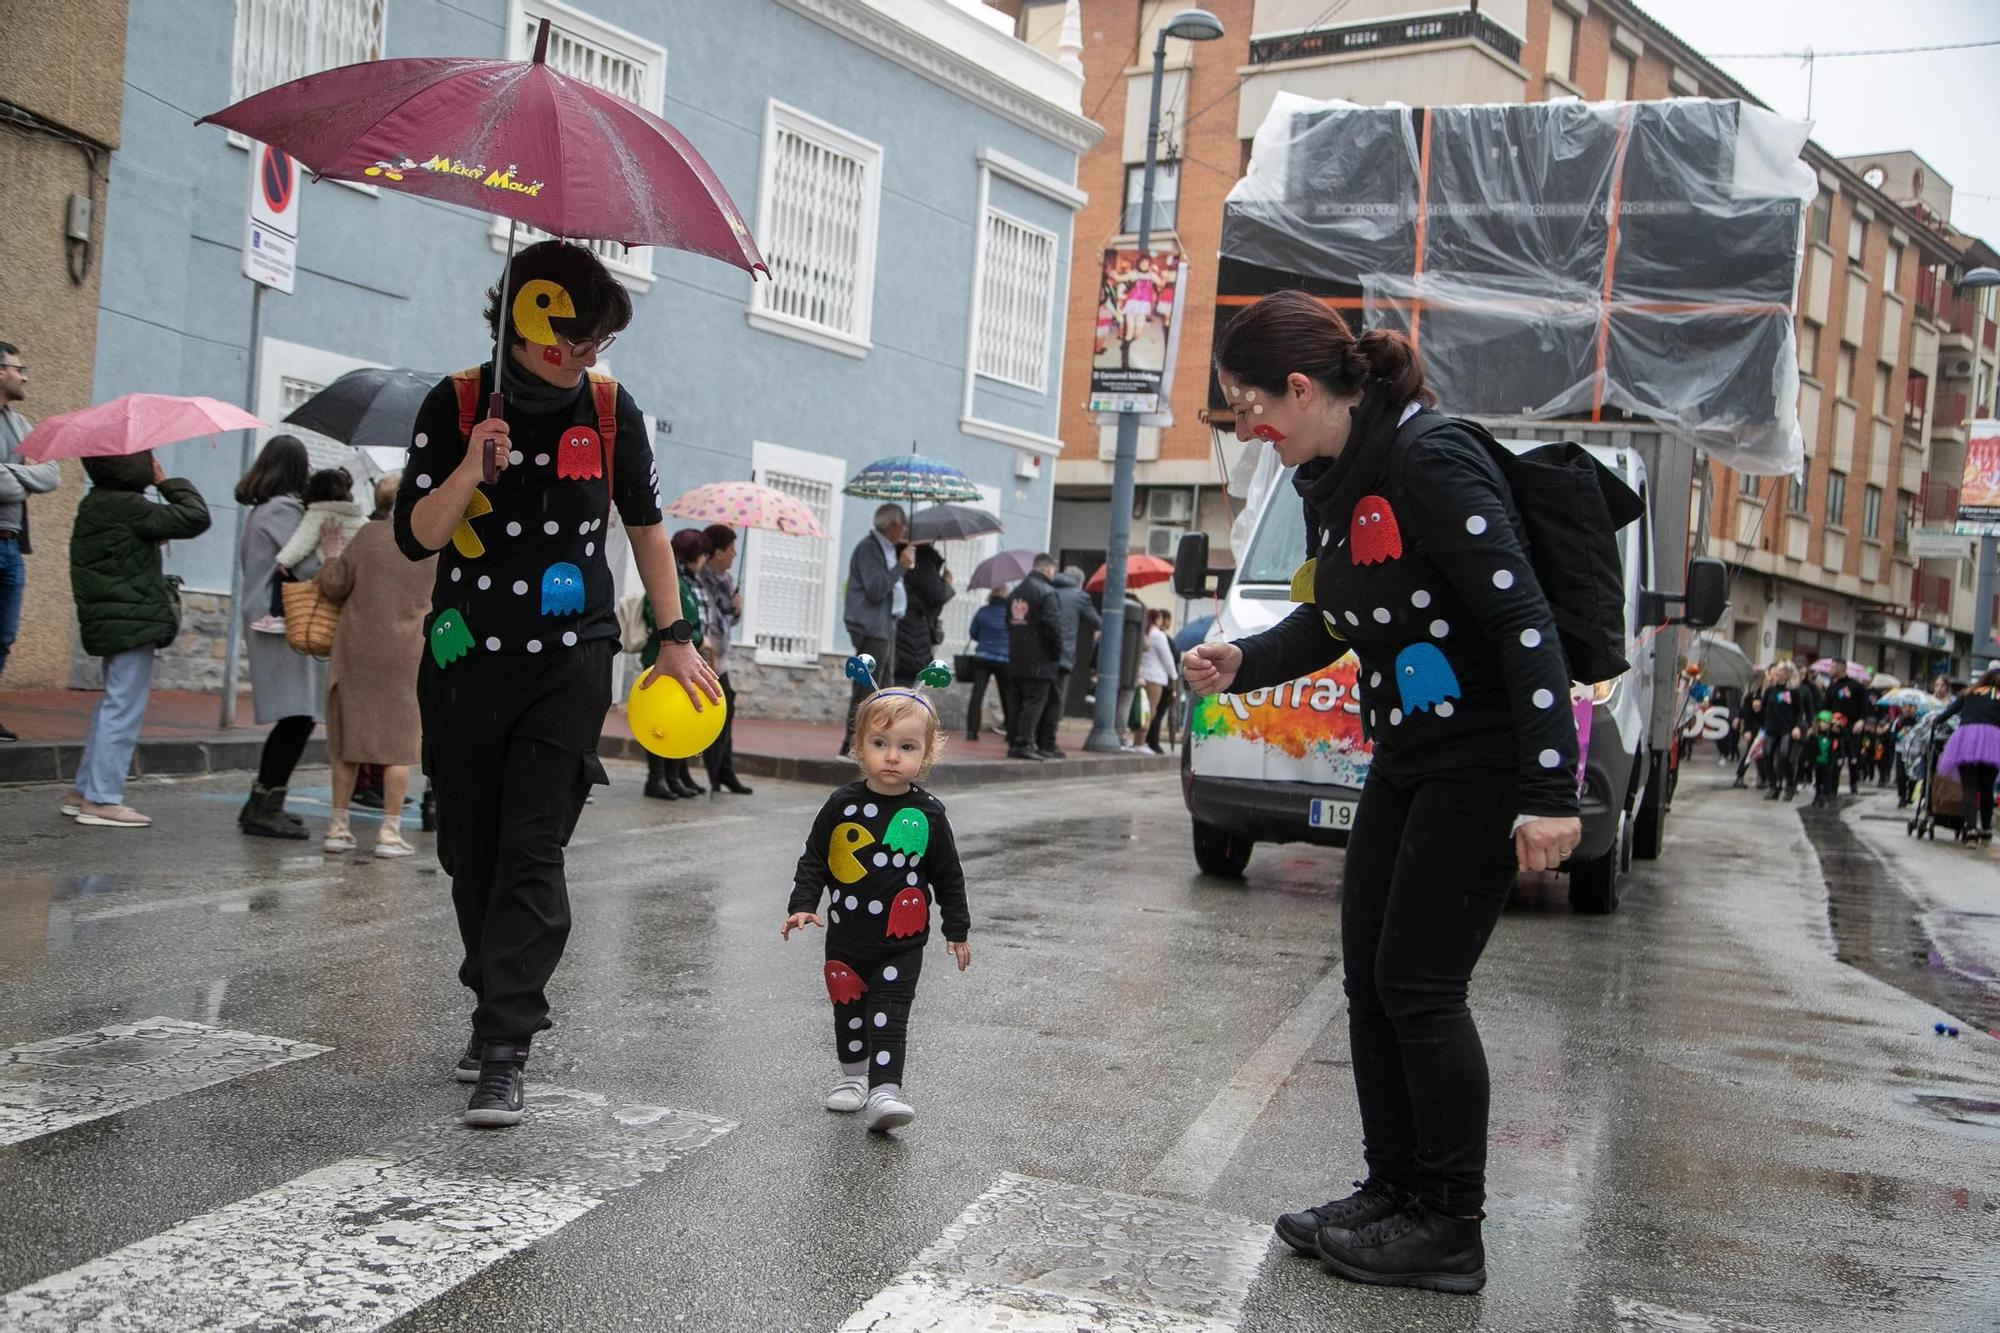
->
xmin=884 ymin=886 xmax=929 ymax=939
xmin=1350 ymin=495 xmax=1403 ymax=565
xmin=824 ymin=959 xmax=867 ymax=1005
xmin=556 ymin=425 xmax=603 ymax=480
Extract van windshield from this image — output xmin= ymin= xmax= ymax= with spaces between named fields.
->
xmin=1238 ymin=468 xmax=1307 ymax=586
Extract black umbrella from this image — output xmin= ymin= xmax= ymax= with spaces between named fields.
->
xmin=282 ymin=367 xmax=441 ymax=451
xmin=909 ymin=503 xmax=1003 ymax=543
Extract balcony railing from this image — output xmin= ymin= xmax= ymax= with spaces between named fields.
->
xmin=1919 ymin=475 xmax=1960 ymax=523
xmin=1936 ymin=389 xmax=1970 ymax=432
xmin=1249 ymin=9 xmax=1523 ymax=67
xmin=1913 ymin=571 xmax=1952 ymax=618
xmin=1947 ymin=293 xmax=1981 ymax=337
xmin=1915 ymin=267 xmax=1940 ymax=319
xmin=1986 ymin=320 xmax=1997 ymax=352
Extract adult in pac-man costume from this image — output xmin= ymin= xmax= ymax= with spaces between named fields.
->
xmin=392 ymin=240 xmax=721 ymax=1130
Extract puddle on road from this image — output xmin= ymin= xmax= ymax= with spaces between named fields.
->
xmin=1911 ymin=1093 xmax=2000 ymax=1128
xmin=1800 ymin=808 xmax=2000 ymax=1038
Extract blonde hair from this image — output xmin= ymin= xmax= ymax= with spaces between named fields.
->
xmin=851 ymin=690 xmax=945 ymax=776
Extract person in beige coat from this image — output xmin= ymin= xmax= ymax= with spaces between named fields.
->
xmin=316 ymin=473 xmax=436 ymax=857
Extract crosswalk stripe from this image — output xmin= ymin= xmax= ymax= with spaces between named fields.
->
xmin=0 ymin=1018 xmax=329 ymax=1148
xmin=840 ymin=1173 xmax=1271 ymax=1332
xmin=1 ymin=1086 xmax=734 ymax=1331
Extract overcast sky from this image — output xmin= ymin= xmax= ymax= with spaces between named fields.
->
xmin=1639 ymin=0 xmax=2000 ymax=246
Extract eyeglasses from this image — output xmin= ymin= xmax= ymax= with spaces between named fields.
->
xmin=559 ymin=333 xmax=615 ymax=357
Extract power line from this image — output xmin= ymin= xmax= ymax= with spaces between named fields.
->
xmin=1708 ymin=36 xmax=2000 ymax=59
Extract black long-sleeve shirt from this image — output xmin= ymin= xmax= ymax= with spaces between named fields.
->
xmin=790 ymin=782 xmax=969 ymax=945
xmin=1231 ymin=411 xmax=1579 ymax=817
xmin=1939 ymin=685 xmax=2000 ymax=728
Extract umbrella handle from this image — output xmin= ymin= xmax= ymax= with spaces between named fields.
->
xmin=481 ymin=391 xmax=503 ymax=484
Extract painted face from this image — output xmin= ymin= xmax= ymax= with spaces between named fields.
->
xmin=882 ymin=807 xmax=931 ymax=856
xmin=1350 ymin=495 xmax=1403 ymax=565
xmin=823 ymin=959 xmax=867 ymax=1005
xmin=1251 ymin=424 xmax=1286 ymax=444
xmin=555 ymin=425 xmax=603 ymax=480
xmin=884 ymin=885 xmax=930 ymax=939
xmin=1394 ymin=642 xmax=1461 ymax=714
xmin=828 ymin=821 xmax=876 ymax=884
xmin=539 ymin=562 xmax=585 ymax=616
xmin=430 ymin=609 xmax=474 ymax=668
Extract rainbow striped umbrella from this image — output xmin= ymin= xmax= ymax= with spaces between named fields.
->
xmin=664 ymin=480 xmax=827 ymax=539
xmin=843 ymin=452 xmax=982 ymax=504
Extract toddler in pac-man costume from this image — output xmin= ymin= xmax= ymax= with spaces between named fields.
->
xmin=780 ymin=657 xmax=971 ymax=1134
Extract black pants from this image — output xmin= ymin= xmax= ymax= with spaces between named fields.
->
xmin=842 ymin=633 xmax=895 ymax=752
xmin=257 ymin=715 xmax=316 ymax=788
xmin=1961 ymin=762 xmax=1998 ymax=833
xmin=965 ymin=658 xmax=1011 ymax=738
xmin=1340 ymin=765 xmax=1516 ymax=1215
xmin=1812 ymin=758 xmax=1839 ymax=802
xmin=827 ymin=942 xmax=923 ymax=1086
xmin=420 ymin=637 xmax=612 ymax=1043
xmin=1036 ymin=668 xmax=1071 ymax=751
xmin=702 ymin=670 xmax=738 ymax=784
xmin=1010 ymin=675 xmax=1053 ymax=750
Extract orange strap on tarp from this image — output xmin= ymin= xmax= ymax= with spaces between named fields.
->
xmin=1410 ymin=108 xmax=1435 ymax=353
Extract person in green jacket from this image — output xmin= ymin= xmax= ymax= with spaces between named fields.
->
xmin=639 ymin=527 xmax=712 ymax=799
xmin=64 ymin=450 xmax=210 ymax=827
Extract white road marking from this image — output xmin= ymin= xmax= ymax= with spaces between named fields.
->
xmin=0 ymin=1018 xmax=329 ymax=1148
xmin=841 ymin=1173 xmax=1269 ymax=1332
xmin=1 ymin=1087 xmax=733 ymax=1331
xmin=1142 ymin=967 xmax=1347 ymax=1199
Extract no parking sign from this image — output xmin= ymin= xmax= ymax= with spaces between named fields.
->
xmin=243 ymin=140 xmax=300 ymax=293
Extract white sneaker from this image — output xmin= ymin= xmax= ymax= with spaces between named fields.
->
xmin=323 ymin=823 xmax=357 ymax=854
xmin=250 ymin=614 xmax=287 ymax=635
xmin=374 ymin=834 xmax=416 ymax=859
xmin=824 ymin=1076 xmax=868 ymax=1113
xmin=864 ymin=1089 xmax=915 ymax=1132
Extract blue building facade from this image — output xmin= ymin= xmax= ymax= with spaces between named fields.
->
xmin=93 ymin=0 xmax=1096 ymax=704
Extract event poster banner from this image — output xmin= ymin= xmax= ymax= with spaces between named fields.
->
xmin=1089 ymin=246 xmax=1186 ymax=414
xmin=1959 ymin=419 xmax=2000 ymax=535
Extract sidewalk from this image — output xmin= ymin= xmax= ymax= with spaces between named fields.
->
xmin=0 ymin=687 xmax=1177 ymax=789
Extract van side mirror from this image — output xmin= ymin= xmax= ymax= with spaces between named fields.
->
xmin=1173 ymin=531 xmax=1211 ymax=598
xmin=1682 ymin=557 xmax=1728 ymax=629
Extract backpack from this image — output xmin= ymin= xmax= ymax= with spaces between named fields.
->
xmin=1391 ymin=412 xmax=1644 ymax=685
xmin=450 ymin=367 xmax=620 ymax=518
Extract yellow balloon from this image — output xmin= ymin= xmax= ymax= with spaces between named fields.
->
xmin=511 ymin=278 xmax=576 ymax=346
xmin=627 ymin=674 xmax=726 ymax=759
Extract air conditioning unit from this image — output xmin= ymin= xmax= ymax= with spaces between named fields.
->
xmin=1147 ymin=526 xmax=1187 ymax=558
xmin=1948 ymin=356 xmax=1975 ymax=378
xmin=1147 ymin=488 xmax=1193 ymax=523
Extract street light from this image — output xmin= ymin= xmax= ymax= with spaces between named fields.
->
xmin=1960 ymin=267 xmax=2000 ymax=672
xmin=1085 ymin=7 xmax=1225 ymax=753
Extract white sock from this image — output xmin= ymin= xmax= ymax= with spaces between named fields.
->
xmin=870 ymin=1081 xmax=903 ymax=1102
xmin=839 ymin=1061 xmax=867 ymax=1080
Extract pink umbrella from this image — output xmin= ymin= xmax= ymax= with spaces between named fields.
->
xmin=20 ymin=394 xmax=267 ymax=462
xmin=665 ymin=481 xmax=827 ymax=540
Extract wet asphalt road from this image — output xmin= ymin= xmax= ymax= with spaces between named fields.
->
xmin=1 ymin=760 xmax=1996 ymax=1331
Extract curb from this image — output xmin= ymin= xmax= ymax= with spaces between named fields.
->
xmin=0 ymin=738 xmax=331 ymax=787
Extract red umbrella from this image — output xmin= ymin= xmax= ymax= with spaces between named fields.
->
xmin=1086 ymin=554 xmax=1175 ymax=594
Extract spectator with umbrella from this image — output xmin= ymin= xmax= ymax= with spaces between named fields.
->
xmin=964 ymin=580 xmax=1013 ymax=743
xmin=1004 ymin=553 xmax=1064 ymax=761
xmin=232 ymin=435 xmax=323 ymax=840
xmin=893 ymin=542 xmax=954 ymax=688
xmin=1043 ymin=565 xmax=1101 ymax=758
xmin=697 ymin=523 xmax=751 ymax=796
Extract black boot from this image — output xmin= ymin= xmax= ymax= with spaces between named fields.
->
xmin=240 ymin=783 xmax=309 ymax=840
xmin=644 ymin=754 xmax=678 ymax=800
xmin=1275 ymin=1180 xmax=1408 ymax=1256
xmin=1317 ymin=1201 xmax=1486 ymax=1294
xmin=464 ymin=1039 xmax=530 ymax=1127
xmin=671 ymin=762 xmax=705 ymax=798
xmin=715 ymin=771 xmax=753 ymax=795
xmin=420 ymin=788 xmax=437 ymax=832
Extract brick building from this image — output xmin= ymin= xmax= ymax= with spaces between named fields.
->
xmin=999 ymin=0 xmax=1993 ymax=678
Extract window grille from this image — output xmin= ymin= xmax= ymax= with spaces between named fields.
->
xmin=751 ymin=104 xmax=882 ymax=348
xmin=495 ymin=1 xmax=666 ymax=284
xmin=748 ymin=468 xmax=836 ymax=664
xmin=232 ymin=0 xmax=386 ymax=106
xmin=975 ymin=211 xmax=1059 ymax=391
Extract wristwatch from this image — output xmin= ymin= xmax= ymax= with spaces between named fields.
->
xmin=655 ymin=619 xmax=697 ymax=646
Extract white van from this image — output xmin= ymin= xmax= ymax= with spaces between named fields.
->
xmin=1174 ymin=421 xmax=1725 ymax=912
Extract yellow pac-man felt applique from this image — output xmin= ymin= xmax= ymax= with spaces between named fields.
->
xmin=828 ymin=821 xmax=876 ymax=884
xmin=511 ymin=279 xmax=575 ymax=346
xmin=452 ymin=488 xmax=492 ymax=559
xmin=1290 ymin=558 xmax=1317 ymax=604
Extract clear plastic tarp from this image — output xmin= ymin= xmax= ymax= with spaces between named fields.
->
xmin=1221 ymin=94 xmax=1817 ymax=474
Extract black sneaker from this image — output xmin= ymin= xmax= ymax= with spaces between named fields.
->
xmin=1036 ymin=746 xmax=1066 ymax=760
xmin=452 ymin=1035 xmax=480 ymax=1084
xmin=1317 ymin=1201 xmax=1486 ymax=1294
xmin=1275 ymin=1180 xmax=1407 ymax=1255
xmin=463 ymin=1041 xmax=530 ymax=1127
xmin=1006 ymin=746 xmax=1044 ymax=761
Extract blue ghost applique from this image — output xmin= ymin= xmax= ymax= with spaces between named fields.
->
xmin=1394 ymin=642 xmax=1461 ymax=714
xmin=540 ymin=562 xmax=585 ymax=616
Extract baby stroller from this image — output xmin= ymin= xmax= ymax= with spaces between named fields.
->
xmin=1905 ymin=712 xmax=1968 ymax=842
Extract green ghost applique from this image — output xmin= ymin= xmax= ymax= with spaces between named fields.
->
xmin=882 ymin=807 xmax=930 ymax=857
xmin=430 ymin=608 xmax=475 ymax=668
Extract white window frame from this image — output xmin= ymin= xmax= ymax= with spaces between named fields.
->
xmin=490 ymin=0 xmax=668 ymax=289
xmin=229 ymin=0 xmax=386 ymax=194
xmin=971 ymin=207 xmax=1060 ymax=394
xmin=742 ymin=440 xmax=847 ymax=667
xmin=745 ymin=100 xmax=884 ymax=360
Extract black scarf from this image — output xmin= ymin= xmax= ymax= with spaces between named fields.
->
xmin=500 ymin=352 xmax=586 ymax=415
xmin=1292 ymin=386 xmax=1405 ymax=551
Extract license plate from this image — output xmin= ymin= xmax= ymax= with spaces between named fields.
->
xmin=1309 ymin=798 xmax=1356 ymax=831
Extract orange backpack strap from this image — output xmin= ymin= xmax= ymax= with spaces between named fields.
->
xmin=451 ymin=367 xmax=484 ymax=440
xmin=590 ymin=374 xmax=619 ymax=517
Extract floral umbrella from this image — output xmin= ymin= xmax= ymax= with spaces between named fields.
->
xmin=665 ymin=480 xmax=826 ymax=539
xmin=843 ymin=452 xmax=982 ymax=504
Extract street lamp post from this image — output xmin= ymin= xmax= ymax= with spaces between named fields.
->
xmin=1961 ymin=267 xmax=2000 ymax=673
xmin=1085 ymin=7 xmax=1225 ymax=753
